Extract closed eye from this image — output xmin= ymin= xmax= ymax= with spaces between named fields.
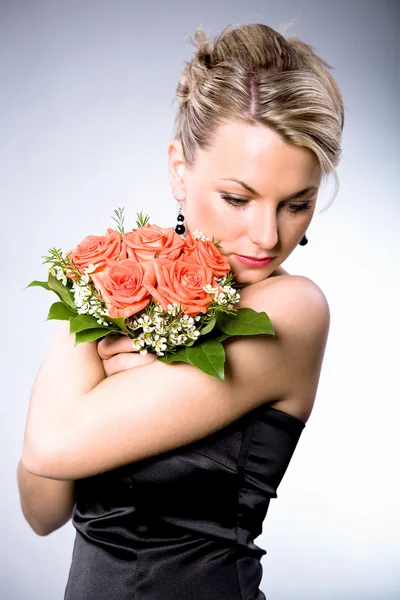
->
xmin=220 ymin=193 xmax=314 ymax=215
xmin=220 ymin=194 xmax=248 ymax=209
xmin=286 ymin=202 xmax=313 ymax=215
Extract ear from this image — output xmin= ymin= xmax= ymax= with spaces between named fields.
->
xmin=167 ymin=139 xmax=187 ymax=200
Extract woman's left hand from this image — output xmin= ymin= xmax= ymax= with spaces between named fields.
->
xmin=97 ymin=335 xmax=157 ymax=377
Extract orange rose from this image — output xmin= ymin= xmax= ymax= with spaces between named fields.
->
xmin=90 ymin=258 xmax=154 ymax=318
xmin=183 ymin=231 xmax=230 ymax=278
xmin=68 ymin=228 xmax=127 ymax=278
xmin=143 ymin=256 xmax=215 ymax=317
xmin=123 ymin=224 xmax=185 ymax=262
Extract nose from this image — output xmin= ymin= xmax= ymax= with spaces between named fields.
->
xmin=248 ymin=208 xmax=279 ymax=250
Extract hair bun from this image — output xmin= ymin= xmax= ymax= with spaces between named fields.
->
xmin=192 ymin=27 xmax=214 ymax=68
xmin=176 ymin=27 xmax=216 ymax=105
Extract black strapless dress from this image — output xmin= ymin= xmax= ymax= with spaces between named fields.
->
xmin=64 ymin=404 xmax=305 ymax=600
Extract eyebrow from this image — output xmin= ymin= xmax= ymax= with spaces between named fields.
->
xmin=218 ymin=178 xmax=318 ymax=200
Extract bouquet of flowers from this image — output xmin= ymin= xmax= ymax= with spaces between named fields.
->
xmin=27 ymin=208 xmax=275 ymax=381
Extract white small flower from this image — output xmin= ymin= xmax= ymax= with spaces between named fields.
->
xmin=166 ymin=303 xmax=180 ymax=316
xmin=203 ymin=284 xmax=218 ymax=294
xmin=192 ymin=230 xmax=209 ymax=242
xmin=84 ymin=264 xmax=96 ymax=274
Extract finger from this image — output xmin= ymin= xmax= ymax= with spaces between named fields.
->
xmin=97 ymin=334 xmax=140 ymax=360
xmin=102 ymin=351 xmax=157 ymax=377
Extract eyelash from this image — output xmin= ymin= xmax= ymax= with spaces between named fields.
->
xmin=220 ymin=193 xmax=313 ymax=215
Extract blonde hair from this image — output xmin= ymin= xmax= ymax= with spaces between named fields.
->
xmin=173 ymin=23 xmax=345 ymax=212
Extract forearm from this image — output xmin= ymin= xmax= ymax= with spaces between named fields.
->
xmin=17 ymin=459 xmax=75 ymax=536
xmin=23 ymin=321 xmax=105 ymax=473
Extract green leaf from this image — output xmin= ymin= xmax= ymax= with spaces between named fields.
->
xmin=74 ymin=328 xmax=116 ymax=345
xmin=159 ymin=339 xmax=226 ymax=382
xmin=25 ymin=280 xmax=51 ymax=291
xmin=46 ymin=302 xmax=76 ymax=321
xmin=217 ymin=308 xmax=275 ymax=336
xmin=107 ymin=316 xmax=129 ymax=330
xmin=199 ymin=317 xmax=216 ymax=336
xmin=47 ymin=272 xmax=76 ymax=310
xmin=69 ymin=314 xmax=110 ymax=333
xmin=213 ymin=332 xmax=229 ymax=343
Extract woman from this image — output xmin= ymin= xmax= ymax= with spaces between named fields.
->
xmin=18 ymin=22 xmax=344 ymax=600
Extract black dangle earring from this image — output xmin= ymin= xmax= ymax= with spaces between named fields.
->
xmin=175 ymin=202 xmax=186 ymax=235
xmin=299 ymin=234 xmax=308 ymax=246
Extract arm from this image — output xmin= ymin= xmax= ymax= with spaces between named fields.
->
xmin=19 ymin=332 xmax=105 ymax=532
xmin=22 ymin=276 xmax=330 ymax=480
xmin=17 ymin=458 xmax=75 ymax=536
xmin=19 ymin=339 xmax=156 ymax=535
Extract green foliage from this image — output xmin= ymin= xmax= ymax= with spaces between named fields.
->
xmin=25 ymin=280 xmax=51 ymax=291
xmin=211 ymin=236 xmax=222 ymax=249
xmin=158 ymin=308 xmax=274 ymax=381
xmin=213 ymin=332 xmax=230 ymax=343
xmin=199 ymin=317 xmax=216 ymax=336
xmin=74 ymin=328 xmax=116 ymax=345
xmin=218 ymin=271 xmax=235 ymax=287
xmin=159 ymin=339 xmax=226 ymax=382
xmin=69 ymin=314 xmax=107 ymax=333
xmin=107 ymin=316 xmax=128 ymax=330
xmin=46 ymin=302 xmax=76 ymax=321
xmin=136 ymin=210 xmax=151 ymax=228
xmin=41 ymin=247 xmax=65 ymax=267
xmin=69 ymin=315 xmax=128 ymax=338
xmin=41 ymin=247 xmax=82 ymax=279
xmin=111 ymin=207 xmax=125 ymax=235
xmin=47 ymin=272 xmax=76 ymax=310
xmin=217 ymin=307 xmax=275 ymax=336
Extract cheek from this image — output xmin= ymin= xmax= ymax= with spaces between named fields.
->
xmin=185 ymin=194 xmax=243 ymax=242
xmin=185 ymin=194 xmax=223 ymax=235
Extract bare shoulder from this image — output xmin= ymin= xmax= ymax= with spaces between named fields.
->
xmin=240 ymin=272 xmax=330 ymax=335
xmin=238 ymin=273 xmax=331 ymax=423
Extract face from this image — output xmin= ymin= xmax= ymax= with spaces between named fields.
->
xmin=168 ymin=119 xmax=322 ymax=287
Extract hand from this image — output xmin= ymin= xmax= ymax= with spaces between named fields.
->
xmin=97 ymin=335 xmax=157 ymax=377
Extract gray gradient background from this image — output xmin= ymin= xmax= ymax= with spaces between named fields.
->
xmin=1 ymin=1 xmax=399 ymax=599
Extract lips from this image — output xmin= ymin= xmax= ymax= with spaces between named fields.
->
xmin=234 ymin=254 xmax=275 ymax=268
xmin=239 ymin=255 xmax=275 ymax=261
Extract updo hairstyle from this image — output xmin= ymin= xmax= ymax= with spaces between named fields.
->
xmin=173 ymin=23 xmax=345 ymax=211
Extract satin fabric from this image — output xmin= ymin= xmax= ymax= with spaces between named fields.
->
xmin=64 ymin=404 xmax=305 ymax=599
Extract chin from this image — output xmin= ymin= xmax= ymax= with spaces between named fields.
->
xmin=232 ymin=273 xmax=265 ymax=288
